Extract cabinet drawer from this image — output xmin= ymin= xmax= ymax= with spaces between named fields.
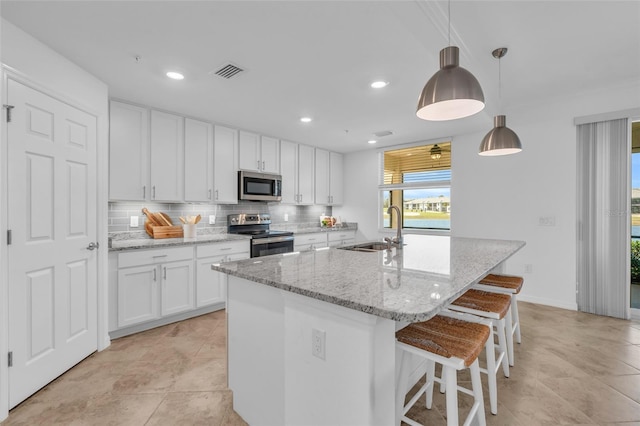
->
xmin=118 ymin=246 xmax=194 ymax=268
xmin=327 ymin=231 xmax=356 ymax=242
xmin=197 ymin=240 xmax=249 ymax=258
xmin=294 ymin=233 xmax=326 ymax=246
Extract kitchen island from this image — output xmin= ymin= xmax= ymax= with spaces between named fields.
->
xmin=212 ymin=234 xmax=525 ymax=425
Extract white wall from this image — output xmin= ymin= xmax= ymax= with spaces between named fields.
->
xmin=335 ymin=79 xmax=640 ymax=311
xmin=0 ymin=18 xmax=109 ymax=421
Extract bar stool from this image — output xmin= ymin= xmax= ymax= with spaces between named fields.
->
xmin=474 ymin=273 xmax=524 ymax=362
xmin=447 ymin=289 xmax=512 ymax=415
xmin=396 ymin=315 xmax=489 ymax=426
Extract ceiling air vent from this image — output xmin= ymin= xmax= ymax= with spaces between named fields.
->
xmin=212 ymin=63 xmax=245 ymax=79
xmin=374 ymin=130 xmax=393 ymax=138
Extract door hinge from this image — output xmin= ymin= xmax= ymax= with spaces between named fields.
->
xmin=7 ymin=229 xmax=12 ymax=245
xmin=8 ymin=351 xmax=12 ymax=367
xmin=3 ymin=104 xmax=15 ymax=123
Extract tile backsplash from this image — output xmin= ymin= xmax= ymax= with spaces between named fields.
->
xmin=108 ymin=201 xmax=333 ymax=233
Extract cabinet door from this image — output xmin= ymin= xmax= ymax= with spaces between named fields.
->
xmin=214 ymin=125 xmax=239 ymax=203
xmin=196 ymin=255 xmax=226 ymax=307
xmin=297 ymin=144 xmax=315 ymax=205
xmin=109 ymin=101 xmax=149 ymax=200
xmin=185 ymin=118 xmax=214 ymax=202
xmin=315 ymin=148 xmax=330 ymax=205
xmin=161 ymin=260 xmax=194 ymax=316
xmin=117 ymin=265 xmax=159 ymax=328
xmin=238 ymin=130 xmax=260 ymax=172
xmin=279 ymin=140 xmax=298 ymax=204
xmin=329 ymin=151 xmax=343 ymax=205
xmin=260 ymin=136 xmax=280 ymax=174
xmin=150 ymin=110 xmax=184 ymax=201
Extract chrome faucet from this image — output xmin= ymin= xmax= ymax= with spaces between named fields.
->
xmin=384 ymin=205 xmax=403 ymax=248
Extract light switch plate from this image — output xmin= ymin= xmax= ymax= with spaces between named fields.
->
xmin=284 ymin=213 xmax=289 ymax=222
xmin=209 ymin=215 xmax=216 ymax=225
xmin=130 ymin=216 xmax=139 ymax=227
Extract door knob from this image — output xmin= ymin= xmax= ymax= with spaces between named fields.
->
xmin=86 ymin=242 xmax=99 ymax=250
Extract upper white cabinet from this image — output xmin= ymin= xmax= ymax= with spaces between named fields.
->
xmin=150 ymin=110 xmax=184 ymax=202
xmin=239 ymin=131 xmax=280 ymax=174
xmin=315 ymin=149 xmax=343 ymax=205
xmin=184 ymin=118 xmax=214 ymax=202
xmin=297 ymin=144 xmax=315 ymax=205
xmin=280 ymin=141 xmax=315 ymax=205
xmin=214 ymin=125 xmax=239 ymax=204
xmin=109 ymin=101 xmax=149 ymax=200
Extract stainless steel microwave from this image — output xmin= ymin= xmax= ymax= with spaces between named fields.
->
xmin=238 ymin=171 xmax=282 ymax=202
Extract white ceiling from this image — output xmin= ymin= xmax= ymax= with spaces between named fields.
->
xmin=2 ymin=1 xmax=639 ymax=153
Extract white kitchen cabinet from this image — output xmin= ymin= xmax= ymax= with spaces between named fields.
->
xmin=115 ymin=246 xmax=194 ymax=329
xmin=315 ymin=149 xmax=343 ymax=205
xmin=185 ymin=118 xmax=214 ymax=202
xmin=239 ymin=131 xmax=280 ymax=174
xmin=327 ymin=230 xmax=356 ymax=247
xmin=214 ymin=125 xmax=239 ymax=203
xmin=297 ymin=144 xmax=315 ymax=205
xmin=117 ymin=264 xmax=159 ymax=328
xmin=161 ymin=259 xmax=195 ymax=316
xmin=109 ymin=101 xmax=149 ymax=200
xmin=294 ymin=232 xmax=327 ymax=251
xmin=280 ymin=141 xmax=315 ymax=205
xmin=196 ymin=240 xmax=250 ymax=307
xmin=150 ymin=110 xmax=185 ymax=201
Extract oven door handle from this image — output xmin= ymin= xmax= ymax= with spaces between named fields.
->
xmin=252 ymin=236 xmax=295 ymax=245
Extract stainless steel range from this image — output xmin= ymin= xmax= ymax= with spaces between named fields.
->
xmin=227 ymin=213 xmax=294 ymax=258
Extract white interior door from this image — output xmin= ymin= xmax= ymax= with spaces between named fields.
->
xmin=7 ymin=79 xmax=98 ymax=408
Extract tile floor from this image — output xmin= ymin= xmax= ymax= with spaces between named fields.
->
xmin=3 ymin=302 xmax=640 ymax=425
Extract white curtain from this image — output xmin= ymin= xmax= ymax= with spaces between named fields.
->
xmin=576 ymin=118 xmax=630 ymax=319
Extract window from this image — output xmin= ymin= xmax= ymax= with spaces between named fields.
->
xmin=379 ymin=142 xmax=451 ymax=232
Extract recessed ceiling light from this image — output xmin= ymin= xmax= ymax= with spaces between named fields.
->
xmin=371 ymin=81 xmax=388 ymax=89
xmin=368 ymin=140 xmax=377 ymax=144
xmin=300 ymin=117 xmax=312 ymax=123
xmin=166 ymin=71 xmax=184 ymax=80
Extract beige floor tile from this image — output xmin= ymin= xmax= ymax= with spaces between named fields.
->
xmin=541 ymin=376 xmax=640 ymax=423
xmin=112 ymin=360 xmax=188 ymax=394
xmin=598 ymin=374 xmax=640 ymax=404
xmin=145 ymin=391 xmax=232 ymax=426
xmin=171 ymin=358 xmax=227 ymax=392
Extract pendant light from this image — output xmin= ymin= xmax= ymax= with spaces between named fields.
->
xmin=416 ymin=0 xmax=485 ymax=121
xmin=479 ymin=47 xmax=522 ymax=156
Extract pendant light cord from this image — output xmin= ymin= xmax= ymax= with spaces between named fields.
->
xmin=498 ymin=55 xmax=502 ymax=114
xmin=448 ymin=0 xmax=451 ymax=46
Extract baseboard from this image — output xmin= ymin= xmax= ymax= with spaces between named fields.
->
xmin=518 ymin=294 xmax=578 ymax=311
xmin=109 ymin=303 xmax=224 ymax=339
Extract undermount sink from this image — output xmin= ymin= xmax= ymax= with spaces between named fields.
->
xmin=338 ymin=242 xmax=389 ymax=252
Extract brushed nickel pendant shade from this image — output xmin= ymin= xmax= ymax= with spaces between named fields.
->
xmin=479 ymin=47 xmax=522 ymax=156
xmin=416 ymin=46 xmax=485 ymax=121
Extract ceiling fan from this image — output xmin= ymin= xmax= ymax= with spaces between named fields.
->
xmin=429 ymin=144 xmax=451 ymax=160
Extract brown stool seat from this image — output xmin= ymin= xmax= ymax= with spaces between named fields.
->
xmin=396 ymin=315 xmax=490 ymax=367
xmin=451 ymin=289 xmax=511 ymax=320
xmin=478 ymin=274 xmax=523 ymax=294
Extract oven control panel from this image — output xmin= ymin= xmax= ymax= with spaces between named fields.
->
xmin=228 ymin=213 xmax=271 ymax=225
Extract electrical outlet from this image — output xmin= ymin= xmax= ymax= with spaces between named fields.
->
xmin=130 ymin=216 xmax=139 ymax=227
xmin=312 ymin=328 xmax=326 ymax=360
xmin=209 ymin=215 xmax=216 ymax=225
xmin=284 ymin=213 xmax=289 ymax=222
xmin=524 ymin=264 xmax=533 ymax=274
xmin=538 ymin=216 xmax=556 ymax=226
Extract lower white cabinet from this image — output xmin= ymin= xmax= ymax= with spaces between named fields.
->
xmin=327 ymin=230 xmax=356 ymax=247
xmin=294 ymin=232 xmax=328 ymax=252
xmin=110 ymin=240 xmax=249 ymax=335
xmin=196 ymin=241 xmax=250 ymax=307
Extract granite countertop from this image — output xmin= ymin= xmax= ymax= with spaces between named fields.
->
xmin=271 ymin=223 xmax=358 ymax=235
xmin=212 ymin=234 xmax=525 ymax=322
xmin=109 ymin=232 xmax=250 ymax=252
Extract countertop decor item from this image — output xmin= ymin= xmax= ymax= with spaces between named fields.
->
xmin=416 ymin=0 xmax=484 ymax=121
xmin=479 ymin=47 xmax=523 ymax=156
xmin=142 ymin=208 xmax=183 ymax=239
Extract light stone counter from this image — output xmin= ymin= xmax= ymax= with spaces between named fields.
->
xmin=212 ymin=234 xmax=525 ymax=322
xmin=108 ymin=232 xmax=249 ymax=252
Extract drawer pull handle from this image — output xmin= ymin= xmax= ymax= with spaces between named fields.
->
xmin=152 ymin=255 xmax=168 ymax=258
xmin=219 ymin=247 xmax=232 ymax=251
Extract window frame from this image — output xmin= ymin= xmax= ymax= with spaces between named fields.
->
xmin=377 ymin=139 xmax=452 ymax=236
